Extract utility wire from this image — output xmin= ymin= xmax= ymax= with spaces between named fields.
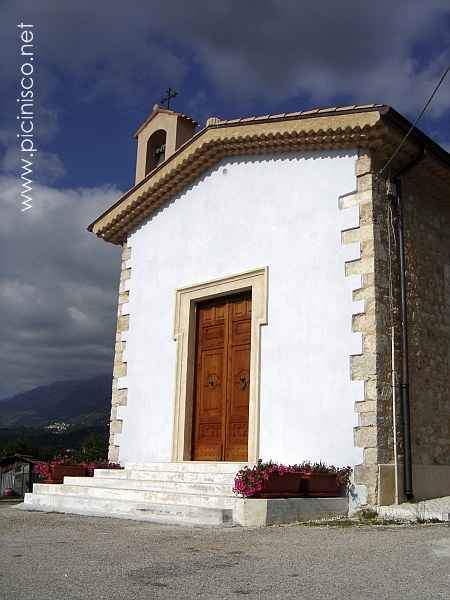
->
xmin=377 ymin=63 xmax=450 ymax=178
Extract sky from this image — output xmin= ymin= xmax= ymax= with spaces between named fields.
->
xmin=1 ymin=1 xmax=449 ymax=398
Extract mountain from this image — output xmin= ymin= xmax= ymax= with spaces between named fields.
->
xmin=0 ymin=375 xmax=111 ymax=428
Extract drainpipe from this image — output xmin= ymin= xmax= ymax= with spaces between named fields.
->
xmin=387 ymin=148 xmax=425 ymax=501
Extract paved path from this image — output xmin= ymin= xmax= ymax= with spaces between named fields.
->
xmin=1 ymin=506 xmax=449 ymax=599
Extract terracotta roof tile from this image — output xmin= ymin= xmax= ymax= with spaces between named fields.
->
xmin=354 ymin=103 xmax=380 ymax=109
xmin=299 ymin=108 xmax=319 ymax=115
xmin=210 ymin=104 xmax=389 ymax=125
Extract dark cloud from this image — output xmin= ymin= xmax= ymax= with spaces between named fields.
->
xmin=0 ymin=177 xmax=121 ymax=397
xmin=1 ymin=1 xmax=449 ymax=397
xmin=2 ymin=1 xmax=449 ymax=114
xmin=152 ymin=1 xmax=450 ymax=115
xmin=1 ymin=1 xmax=188 ymax=109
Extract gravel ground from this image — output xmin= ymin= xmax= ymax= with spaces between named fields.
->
xmin=1 ymin=505 xmax=449 ymax=600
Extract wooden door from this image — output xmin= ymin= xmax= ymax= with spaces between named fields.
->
xmin=192 ymin=292 xmax=251 ymax=461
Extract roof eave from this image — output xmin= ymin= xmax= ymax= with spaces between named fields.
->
xmin=88 ymin=107 xmax=386 ymax=242
xmin=88 ymin=104 xmax=450 ymax=244
xmin=379 ymin=106 xmax=450 ymax=170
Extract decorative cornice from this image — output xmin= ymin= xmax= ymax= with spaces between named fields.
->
xmin=88 ymin=105 xmax=450 ymax=244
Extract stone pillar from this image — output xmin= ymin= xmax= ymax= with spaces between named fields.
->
xmin=341 ymin=152 xmax=384 ymax=505
xmin=108 ymin=243 xmax=131 ymax=463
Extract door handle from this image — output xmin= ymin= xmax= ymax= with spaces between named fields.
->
xmin=207 ymin=373 xmax=218 ymax=388
xmin=239 ymin=373 xmax=248 ymax=390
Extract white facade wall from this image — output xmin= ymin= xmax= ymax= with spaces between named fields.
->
xmin=117 ymin=150 xmax=364 ymax=467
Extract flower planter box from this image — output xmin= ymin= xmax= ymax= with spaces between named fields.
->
xmin=301 ymin=472 xmax=345 ymax=497
xmin=234 ymin=461 xmax=351 ymax=499
xmin=253 ymin=472 xmax=306 ymax=498
xmin=45 ymin=464 xmax=87 ymax=484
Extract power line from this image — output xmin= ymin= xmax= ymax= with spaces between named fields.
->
xmin=377 ymin=63 xmax=450 ymax=178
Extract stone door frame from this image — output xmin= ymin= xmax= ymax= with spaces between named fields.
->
xmin=172 ymin=267 xmax=268 ymax=463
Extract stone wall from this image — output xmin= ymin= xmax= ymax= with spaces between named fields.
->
xmin=108 ymin=243 xmax=131 ymax=463
xmin=371 ymin=172 xmax=400 ymax=469
xmin=352 ymin=155 xmax=450 ymax=504
xmin=402 ymin=174 xmax=450 ymax=469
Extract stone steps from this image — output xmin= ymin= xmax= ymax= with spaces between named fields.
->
xmin=32 ymin=482 xmax=236 ymax=509
xmin=64 ymin=476 xmax=234 ymax=497
xmin=21 ymin=462 xmax=243 ymax=524
xmin=95 ymin=469 xmax=237 ymax=485
xmin=22 ymin=492 xmax=233 ymax=526
xmin=20 ymin=461 xmax=349 ymax=527
xmin=124 ymin=462 xmax=246 ymax=473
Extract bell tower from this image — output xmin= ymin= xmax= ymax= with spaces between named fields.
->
xmin=134 ymin=104 xmax=197 ymax=185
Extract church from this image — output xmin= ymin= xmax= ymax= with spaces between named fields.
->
xmin=23 ymin=103 xmax=450 ymax=526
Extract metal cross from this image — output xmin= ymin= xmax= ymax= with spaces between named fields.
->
xmin=160 ymin=88 xmax=178 ymax=109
